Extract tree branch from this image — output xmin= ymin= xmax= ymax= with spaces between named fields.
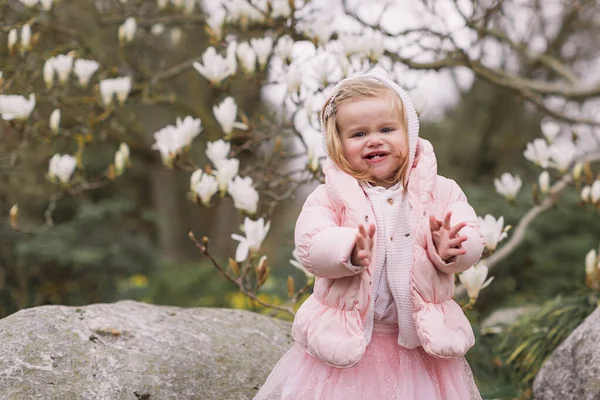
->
xmin=455 ymin=151 xmax=600 ymax=299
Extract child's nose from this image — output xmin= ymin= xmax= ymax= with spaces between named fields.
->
xmin=367 ymin=134 xmax=383 ymax=146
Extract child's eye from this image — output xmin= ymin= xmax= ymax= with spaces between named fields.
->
xmin=353 ymin=132 xmax=366 ymax=138
xmin=381 ymin=127 xmax=393 ymax=133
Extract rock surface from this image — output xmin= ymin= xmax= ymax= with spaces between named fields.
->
xmin=0 ymin=300 xmax=293 ymax=400
xmin=533 ymin=306 xmax=600 ymax=400
xmin=479 ymin=305 xmax=540 ymax=335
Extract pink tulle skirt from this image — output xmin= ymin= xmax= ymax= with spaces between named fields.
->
xmin=254 ymin=323 xmax=481 ymax=400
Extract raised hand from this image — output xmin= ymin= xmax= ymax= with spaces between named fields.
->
xmin=429 ymin=211 xmax=468 ymax=262
xmin=350 ymin=223 xmax=376 ymax=267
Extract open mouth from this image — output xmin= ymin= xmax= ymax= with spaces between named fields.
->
xmin=363 ymin=152 xmax=389 ymax=160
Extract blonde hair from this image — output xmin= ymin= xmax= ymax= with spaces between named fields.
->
xmin=321 ymin=79 xmax=410 ymax=187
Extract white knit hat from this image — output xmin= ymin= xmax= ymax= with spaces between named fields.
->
xmin=320 ymin=67 xmax=420 ymax=180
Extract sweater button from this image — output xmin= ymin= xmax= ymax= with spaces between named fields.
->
xmin=387 ymin=198 xmax=393 ymax=205
xmin=390 ymin=236 xmax=393 ymax=241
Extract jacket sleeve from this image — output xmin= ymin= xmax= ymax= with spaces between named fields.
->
xmin=294 ymin=185 xmax=364 ymax=279
xmin=426 ymin=177 xmax=484 ymax=274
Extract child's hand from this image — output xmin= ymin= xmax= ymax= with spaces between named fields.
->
xmin=351 ymin=223 xmax=376 ymax=267
xmin=429 ymin=211 xmax=468 ymax=262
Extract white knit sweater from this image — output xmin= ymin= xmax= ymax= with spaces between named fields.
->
xmin=360 ymin=181 xmax=421 ymax=348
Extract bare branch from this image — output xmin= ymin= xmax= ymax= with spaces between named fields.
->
xmin=455 ymin=151 xmax=600 ymax=299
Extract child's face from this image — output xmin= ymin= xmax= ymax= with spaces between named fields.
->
xmin=336 ymin=90 xmax=408 ymax=188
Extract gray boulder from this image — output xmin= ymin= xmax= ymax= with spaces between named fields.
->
xmin=533 ymin=306 xmax=600 ymax=400
xmin=0 ymin=300 xmax=293 ymax=400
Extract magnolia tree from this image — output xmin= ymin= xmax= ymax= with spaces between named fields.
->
xmin=2 ymin=0 xmax=600 ymax=316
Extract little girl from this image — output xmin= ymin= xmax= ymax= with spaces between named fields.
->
xmin=255 ymin=68 xmax=484 ymax=400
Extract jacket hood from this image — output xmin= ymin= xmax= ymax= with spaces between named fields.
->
xmin=320 ymin=67 xmax=420 ymax=182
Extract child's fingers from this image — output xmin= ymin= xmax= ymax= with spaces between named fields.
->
xmin=358 ymin=224 xmax=366 ymax=237
xmin=442 ymin=211 xmax=452 ymax=230
xmin=429 ymin=215 xmax=440 ymax=231
xmin=356 ymin=232 xmax=366 ymax=250
xmin=448 ymin=235 xmax=468 ymax=248
xmin=448 ymin=221 xmax=467 ymax=237
xmin=446 ymin=247 xmax=467 ymax=257
xmin=367 ymin=223 xmax=376 ymax=238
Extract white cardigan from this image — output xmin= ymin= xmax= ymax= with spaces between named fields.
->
xmin=360 ymin=181 xmax=420 ymax=347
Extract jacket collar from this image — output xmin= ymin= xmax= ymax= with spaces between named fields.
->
xmin=323 ymin=138 xmax=438 ymax=212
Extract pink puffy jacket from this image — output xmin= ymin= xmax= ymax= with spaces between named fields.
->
xmin=292 ymin=138 xmax=484 ymax=368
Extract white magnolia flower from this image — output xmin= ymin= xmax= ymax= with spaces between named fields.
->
xmin=494 ymin=173 xmax=522 ymax=201
xmin=290 ymin=249 xmax=313 ymax=278
xmin=573 ymin=162 xmax=583 ymax=180
xmin=581 ymin=185 xmax=591 ymax=203
xmin=183 ymin=0 xmax=195 ymax=14
xmin=363 ymin=29 xmax=385 ymax=62
xmin=99 ymin=76 xmax=132 ymax=106
xmin=308 ymin=20 xmax=333 ymax=44
xmin=275 ymin=35 xmax=294 ymax=64
xmin=113 ymin=76 xmax=132 ymax=104
xmin=52 ymin=54 xmax=74 ymax=84
xmin=228 ymin=175 xmax=259 ymax=214
xmin=193 ymin=47 xmax=236 ymax=86
xmin=591 ymin=180 xmax=600 ymax=204
xmin=114 ymin=143 xmax=130 ymax=175
xmin=541 ymin=120 xmax=561 ymax=143
xmin=459 ymin=263 xmax=494 ymax=301
xmin=119 ymin=17 xmax=137 ymax=43
xmin=0 ymin=94 xmax=36 ymax=121
xmin=271 ymin=0 xmax=292 ymax=18
xmin=226 ymin=41 xmax=237 ymax=73
xmin=231 ymin=217 xmax=271 ymax=262
xmin=114 ymin=149 xmax=126 ymax=175
xmin=49 ymin=109 xmax=60 ymax=133
xmin=477 ymin=215 xmax=509 ymax=252
xmin=20 ymin=24 xmax=32 ymax=52
xmin=190 ymin=169 xmax=203 ymax=191
xmin=8 ymin=29 xmax=18 ymax=53
xmin=307 ymin=139 xmax=321 ymax=172
xmin=226 ymin=0 xmax=266 ymax=25
xmin=206 ymin=9 xmax=225 ymax=41
xmin=43 ymin=58 xmax=55 ymax=88
xmin=175 ymin=116 xmax=202 ymax=145
xmin=523 ymin=138 xmax=551 ymax=168
xmin=48 ymin=154 xmax=77 ymax=184
xmin=311 ymin=51 xmax=339 ymax=87
xmin=40 ymin=0 xmax=53 ymax=10
xmin=170 ymin=27 xmax=183 ymax=45
xmin=118 ymin=142 xmax=130 ymax=160
xmin=151 ymin=23 xmax=165 ymax=36
xmin=213 ymin=158 xmax=239 ymax=194
xmin=285 ymin=64 xmax=302 ymax=95
xmin=213 ymin=97 xmax=248 ymax=135
xmin=585 ymin=249 xmax=597 ymax=275
xmin=157 ymin=0 xmax=169 ymax=9
xmin=151 ymin=116 xmax=201 ymax=165
xmin=236 ymin=42 xmax=257 ymax=74
xmin=152 ymin=125 xmax=182 ymax=164
xmin=548 ymin=140 xmax=576 ymax=172
xmin=19 ymin=0 xmax=38 ymax=7
xmin=250 ymin=37 xmax=273 ymax=70
xmin=206 ymin=139 xmax=230 ymax=167
xmin=538 ymin=170 xmax=550 ymax=194
xmin=339 ymin=33 xmax=363 ymax=57
xmin=195 ymin=173 xmax=219 ymax=206
xmin=73 ymin=59 xmax=100 ymax=87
